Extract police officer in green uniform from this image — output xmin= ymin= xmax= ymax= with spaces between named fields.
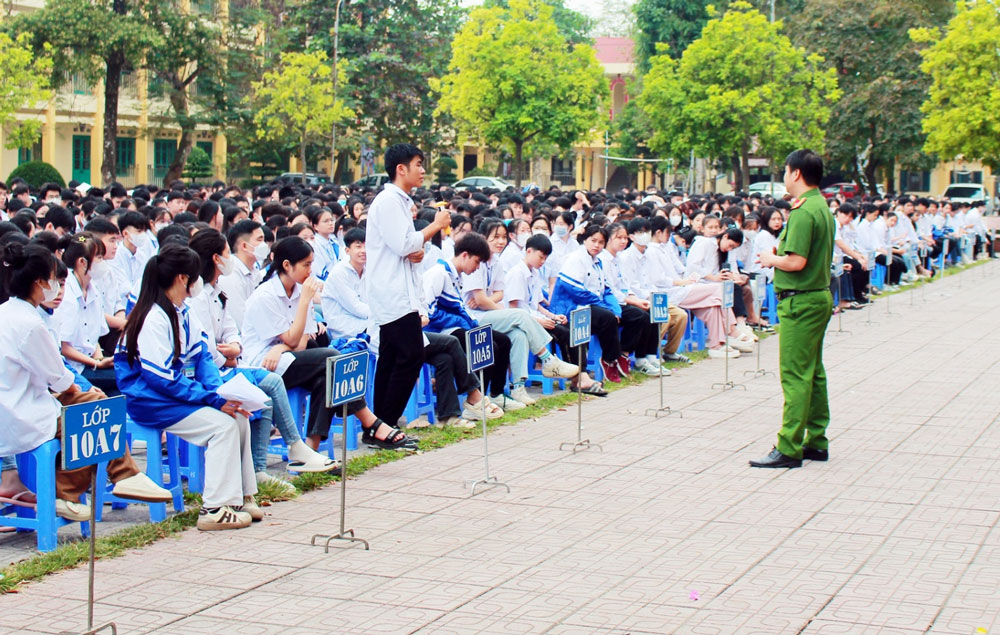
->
xmin=750 ymin=149 xmax=836 ymax=468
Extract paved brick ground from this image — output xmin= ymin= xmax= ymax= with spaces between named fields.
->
xmin=2 ymin=264 xmax=999 ymax=634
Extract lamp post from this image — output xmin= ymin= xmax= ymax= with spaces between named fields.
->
xmin=329 ymin=0 xmax=344 ymax=182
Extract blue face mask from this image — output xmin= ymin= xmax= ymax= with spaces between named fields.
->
xmin=553 ymin=225 xmax=569 ymax=237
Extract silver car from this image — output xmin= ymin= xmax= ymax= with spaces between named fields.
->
xmin=942 ymin=184 xmax=995 ymax=214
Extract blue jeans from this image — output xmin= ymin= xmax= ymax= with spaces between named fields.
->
xmin=1 ymin=455 xmax=15 ymax=471
xmin=238 ymin=369 xmax=303 ymax=473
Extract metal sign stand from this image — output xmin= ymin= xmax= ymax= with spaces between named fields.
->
xmin=713 ymin=281 xmax=745 ymax=391
xmin=462 ymin=325 xmax=509 ymax=496
xmin=746 ymin=277 xmax=778 ymax=374
xmin=57 ymin=397 xmax=127 ymax=635
xmin=646 ymin=293 xmax=682 ymax=417
xmin=312 ymin=353 xmax=369 ymax=552
xmin=561 ymin=308 xmax=602 ymax=453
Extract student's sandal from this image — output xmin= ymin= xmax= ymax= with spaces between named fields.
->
xmin=362 ymin=420 xmax=419 ymax=451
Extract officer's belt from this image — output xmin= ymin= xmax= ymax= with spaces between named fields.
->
xmin=776 ymin=288 xmax=829 ymax=301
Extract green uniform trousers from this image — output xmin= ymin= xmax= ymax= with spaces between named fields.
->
xmin=776 ymin=290 xmax=833 ymax=459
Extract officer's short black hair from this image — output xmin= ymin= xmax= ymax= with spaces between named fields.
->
xmin=785 ymin=149 xmax=823 ymax=187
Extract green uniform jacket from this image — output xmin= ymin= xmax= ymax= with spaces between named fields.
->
xmin=774 ymin=188 xmax=836 ymax=292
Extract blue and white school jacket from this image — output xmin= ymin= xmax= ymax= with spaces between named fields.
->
xmin=114 ymin=303 xmax=228 ymax=429
xmin=422 ymin=259 xmax=477 ymax=332
xmin=549 ymin=248 xmax=621 ymax=318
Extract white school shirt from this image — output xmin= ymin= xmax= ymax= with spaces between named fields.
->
xmin=110 ymin=243 xmax=145 ymax=286
xmin=648 ymin=242 xmax=694 ymax=305
xmin=241 ymin=275 xmax=317 ymax=368
xmin=310 ymin=233 xmax=340 ymax=281
xmin=321 ymin=260 xmax=370 ymax=340
xmin=684 ymin=236 xmax=733 ymax=281
xmin=422 ymin=243 xmax=444 ymax=273
xmin=92 ymin=264 xmax=128 ymax=316
xmin=499 ymin=241 xmax=524 ymax=274
xmin=547 ymin=233 xmax=578 ymax=278
xmin=503 ymin=260 xmax=544 ymax=318
xmin=619 ymin=244 xmax=655 ymax=301
xmin=365 ymin=183 xmax=425 ymax=325
xmin=747 ymin=230 xmax=779 ymax=281
xmin=218 ymin=256 xmax=263 ymax=330
xmin=188 ymin=281 xmax=241 ymax=368
xmin=0 ymin=298 xmax=75 ymax=456
xmin=916 ymin=214 xmax=934 ymax=240
xmin=462 ymin=254 xmax=506 ymax=320
xmin=54 ymin=273 xmax=110 ymax=371
xmin=598 ymin=250 xmax=630 ymax=304
xmin=965 ymin=208 xmax=986 ymax=237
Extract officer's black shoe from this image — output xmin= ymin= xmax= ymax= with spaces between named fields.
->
xmin=749 ymin=448 xmax=802 ymax=468
xmin=803 ymin=447 xmax=829 ymax=461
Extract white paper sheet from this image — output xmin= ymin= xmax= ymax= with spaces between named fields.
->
xmin=276 ymin=351 xmax=296 ymax=376
xmin=216 ymin=373 xmax=270 ymax=412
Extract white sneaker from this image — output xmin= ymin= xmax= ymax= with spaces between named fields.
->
xmin=635 ymin=359 xmax=662 ymax=376
xmin=708 ymin=347 xmax=741 ymax=359
xmin=461 ymin=397 xmax=504 ymax=420
xmin=737 ymin=324 xmax=759 ymax=342
xmin=541 ymin=356 xmax=579 ymax=378
xmin=493 ymin=394 xmax=526 ymax=411
xmin=112 ymin=472 xmax=172 ymax=503
xmin=197 ymin=505 xmax=252 ymax=531
xmin=256 ymin=471 xmax=297 ymax=497
xmin=727 ymin=335 xmax=754 ymax=353
xmin=644 ymin=356 xmax=672 ymax=376
xmin=510 ymin=385 xmax=537 ymax=406
xmin=55 ymin=499 xmax=91 ymax=522
xmin=239 ymin=496 xmax=264 ymax=522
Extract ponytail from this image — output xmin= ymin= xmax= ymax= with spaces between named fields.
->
xmin=0 ymin=242 xmax=58 ymax=303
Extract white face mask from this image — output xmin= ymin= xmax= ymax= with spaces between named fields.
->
xmin=515 ymin=233 xmax=529 ymax=248
xmin=670 ymin=215 xmax=682 ymax=227
xmin=253 ymin=241 xmax=270 ymax=264
xmin=89 ymin=260 xmax=109 ymax=278
xmin=188 ymin=276 xmax=204 ymax=298
xmin=218 ymin=254 xmax=235 ymax=277
xmin=41 ymin=279 xmax=60 ymax=303
xmin=532 ymin=228 xmax=549 ymax=236
xmin=130 ymin=231 xmax=150 ymax=248
xmin=632 ymin=232 xmax=651 ymax=247
xmin=154 ymin=222 xmax=169 ymax=233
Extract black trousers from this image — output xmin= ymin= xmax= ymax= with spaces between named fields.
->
xmin=82 ymin=367 xmax=120 ymax=397
xmin=843 ymin=257 xmax=868 ymax=300
xmin=375 ymin=312 xmax=426 ymax=426
xmin=282 ymin=345 xmax=362 ymax=440
xmin=451 ymin=327 xmax=512 ymax=398
xmin=619 ymin=305 xmax=659 ymax=357
xmin=425 ymin=331 xmax=479 ymax=418
xmin=974 ymin=234 xmax=995 ymax=258
xmin=590 ymin=305 xmax=622 ymax=362
xmin=875 ymin=254 xmax=904 ymax=285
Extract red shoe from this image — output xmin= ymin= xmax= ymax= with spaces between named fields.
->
xmin=599 ymin=358 xmax=622 ymax=383
xmin=616 ymin=354 xmax=632 ymax=376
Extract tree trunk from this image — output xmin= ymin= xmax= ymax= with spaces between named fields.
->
xmin=100 ymin=1 xmax=127 ymax=185
xmin=863 ymin=157 xmax=880 ymax=195
xmin=886 ymin=158 xmax=896 ymax=195
xmin=514 ymin=139 xmax=524 ymax=188
xmin=299 ymin=133 xmax=307 ymax=186
xmin=730 ymin=152 xmax=743 ymax=194
xmin=164 ymin=86 xmax=194 ymax=186
xmin=739 ymin=140 xmax=750 ymax=191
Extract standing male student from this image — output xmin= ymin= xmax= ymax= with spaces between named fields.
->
xmin=751 ymin=149 xmax=835 ymax=468
xmin=366 ymin=143 xmax=451 ymax=426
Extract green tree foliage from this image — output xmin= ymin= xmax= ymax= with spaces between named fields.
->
xmin=639 ymin=2 xmax=839 ymax=190
xmin=8 ymin=0 xmax=159 ymax=185
xmin=8 ymin=161 xmax=65 ymax=189
xmin=609 ymin=96 xmax=656 ymax=176
xmin=433 ymin=154 xmax=458 ymax=184
xmin=912 ymin=1 xmax=1000 ymax=172
xmin=251 ymin=51 xmax=353 ymax=186
xmin=633 ymin=0 xmax=710 ymax=71
xmin=790 ymin=0 xmax=952 ymax=194
xmin=0 ymin=34 xmax=53 ymax=150
xmin=182 ymin=146 xmax=213 ymax=180
xmin=484 ymin=0 xmax=596 ymax=44
xmin=434 ymin=0 xmax=608 ymax=186
xmin=284 ymin=0 xmax=463 ymax=158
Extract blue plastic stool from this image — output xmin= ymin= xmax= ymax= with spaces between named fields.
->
xmin=0 ymin=440 xmax=91 ymax=552
xmin=526 ymin=348 xmax=567 ymax=395
xmin=871 ymin=264 xmax=886 ymax=290
xmin=123 ymin=419 xmax=185 ymax=522
xmin=402 ymin=364 xmax=436 ymax=425
xmin=269 ymin=388 xmax=361 ymax=462
xmin=586 ymin=336 xmax=604 ymax=382
xmin=178 ymin=440 xmax=206 ymax=494
xmin=764 ymin=282 xmax=779 ymax=325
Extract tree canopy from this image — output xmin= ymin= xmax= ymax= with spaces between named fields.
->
xmin=638 ymin=2 xmax=839 ymax=190
xmin=434 ymin=0 xmax=608 ymax=186
xmin=0 ymin=34 xmax=53 ymax=150
xmin=912 ymin=1 xmax=1000 ymax=171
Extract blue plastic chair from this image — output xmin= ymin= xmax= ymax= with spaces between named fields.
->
xmin=764 ymin=282 xmax=779 ymax=325
xmin=871 ymin=263 xmax=886 ymax=290
xmin=402 ymin=364 xmax=436 ymax=425
xmin=526 ymin=348 xmax=567 ymax=395
xmin=269 ymin=388 xmax=361 ymax=463
xmin=0 ymin=440 xmax=92 ymax=552
xmin=123 ymin=419 xmax=185 ymax=522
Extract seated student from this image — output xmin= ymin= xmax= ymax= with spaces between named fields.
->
xmin=321 ymin=227 xmax=369 ymax=341
xmin=747 ymin=207 xmax=782 ymax=282
xmin=53 ymin=232 xmax=123 ymax=394
xmin=307 ymin=206 xmax=339 ymax=281
xmin=439 ymin=214 xmax=472 ymax=261
xmin=499 ymin=218 xmax=531 ymax=274
xmin=0 ymin=244 xmax=171 ymax=523
xmin=462 ymin=220 xmax=579 ymax=406
xmin=639 ymin=219 xmax=744 ymax=358
xmin=241 ymin=237 xmax=417 ymax=451
xmin=218 ymin=220 xmax=267 ymax=328
xmin=684 ymin=227 xmax=758 ymax=346
xmin=111 ymin=210 xmax=154 ymax=286
xmin=116 ymin=244 xmax=262 ymax=530
xmin=832 ymin=203 xmax=870 ymax=308
xmin=424 ymin=329 xmax=505 ymax=427
xmin=548 ymin=224 xmax=630 ymax=382
xmin=422 ymin=233 xmax=521 ymax=412
xmin=137 ymin=206 xmax=170 ymax=263
xmin=84 ymin=218 xmax=130 ymax=355
xmin=505 ymin=233 xmax=607 ymax=396
xmin=187 ymin=230 xmax=336 ymax=495
xmin=600 ymin=222 xmax=665 ymax=376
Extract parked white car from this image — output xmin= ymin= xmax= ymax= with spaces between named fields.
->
xmin=451 ymin=176 xmax=515 ymax=191
xmin=747 ymin=181 xmax=788 ymax=198
xmin=942 ymin=184 xmax=995 ymax=214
